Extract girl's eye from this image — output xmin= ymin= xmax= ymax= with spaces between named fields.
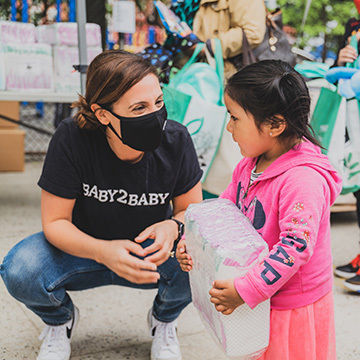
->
xmin=230 ymin=115 xmax=238 ymax=121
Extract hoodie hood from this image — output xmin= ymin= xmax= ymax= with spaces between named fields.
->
xmin=247 ymin=140 xmax=342 ymax=205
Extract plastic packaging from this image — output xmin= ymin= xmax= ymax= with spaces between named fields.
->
xmin=2 ymin=43 xmax=54 ymax=91
xmin=185 ymin=198 xmax=270 ymax=359
xmin=36 ymin=23 xmax=101 ymax=47
xmin=0 ymin=21 xmax=36 ymax=44
xmin=53 ymin=46 xmax=102 ymax=93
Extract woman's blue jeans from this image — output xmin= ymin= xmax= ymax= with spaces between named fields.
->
xmin=0 ymin=232 xmax=191 ymax=326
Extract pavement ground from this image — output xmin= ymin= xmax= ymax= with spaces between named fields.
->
xmin=1 ymin=161 xmax=360 ymax=360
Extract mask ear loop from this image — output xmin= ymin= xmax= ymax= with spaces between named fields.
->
xmin=107 ymin=122 xmax=125 ymax=144
xmin=94 ymin=107 xmax=125 ymax=144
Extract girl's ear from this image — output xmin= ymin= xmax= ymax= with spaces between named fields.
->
xmin=90 ymin=104 xmax=110 ymax=125
xmin=268 ymin=115 xmax=286 ymax=137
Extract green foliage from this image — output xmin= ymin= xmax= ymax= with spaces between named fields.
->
xmin=277 ymin=0 xmax=358 ymax=59
xmin=0 ymin=0 xmax=11 ymax=20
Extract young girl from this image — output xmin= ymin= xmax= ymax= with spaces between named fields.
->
xmin=177 ymin=60 xmax=342 ymax=359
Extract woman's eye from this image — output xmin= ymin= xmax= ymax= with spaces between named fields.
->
xmin=133 ymin=106 xmax=145 ymax=112
xmin=231 ymin=115 xmax=238 ymax=121
xmin=156 ymin=99 xmax=164 ymax=106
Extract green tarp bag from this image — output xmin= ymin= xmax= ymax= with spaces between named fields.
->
xmin=311 ymin=87 xmax=360 ymax=194
xmin=162 ymin=39 xmax=227 ymax=182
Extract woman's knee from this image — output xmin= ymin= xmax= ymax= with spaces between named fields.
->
xmin=1 ymin=233 xmax=48 ymax=297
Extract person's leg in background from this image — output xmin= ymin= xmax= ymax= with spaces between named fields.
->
xmin=334 ymin=190 xmax=360 ymax=292
xmin=354 ymin=189 xmax=360 ymax=228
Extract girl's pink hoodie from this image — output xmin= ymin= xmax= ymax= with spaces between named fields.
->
xmin=220 ymin=140 xmax=342 ymax=310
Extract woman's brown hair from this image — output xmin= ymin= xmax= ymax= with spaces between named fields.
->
xmin=72 ymin=50 xmax=159 ymax=130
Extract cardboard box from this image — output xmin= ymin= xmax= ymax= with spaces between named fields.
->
xmin=0 ymin=101 xmax=19 ymax=128
xmin=0 ymin=128 xmax=25 ymax=171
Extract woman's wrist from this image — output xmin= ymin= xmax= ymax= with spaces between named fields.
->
xmin=91 ymin=239 xmax=108 ymax=264
xmin=170 ymin=218 xmax=185 ymax=245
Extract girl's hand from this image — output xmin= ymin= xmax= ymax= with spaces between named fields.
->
xmin=209 ymin=279 xmax=245 ymax=315
xmin=337 ymin=44 xmax=358 ymax=66
xmin=96 ymin=239 xmax=160 ymax=284
xmin=134 ymin=220 xmax=178 ymax=266
xmin=176 ymin=238 xmax=193 ymax=272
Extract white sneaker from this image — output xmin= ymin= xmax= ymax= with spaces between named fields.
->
xmin=147 ymin=308 xmax=182 ymax=360
xmin=37 ymin=305 xmax=79 ymax=360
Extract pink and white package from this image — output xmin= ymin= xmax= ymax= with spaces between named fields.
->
xmin=0 ymin=21 xmax=36 ymax=44
xmin=3 ymin=43 xmax=54 ymax=92
xmin=36 ymin=23 xmax=101 ymax=47
xmin=53 ymin=45 xmax=102 ymax=93
xmin=185 ymin=198 xmax=270 ymax=359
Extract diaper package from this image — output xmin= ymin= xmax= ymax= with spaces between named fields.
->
xmin=185 ymin=198 xmax=270 ymax=359
xmin=53 ymin=45 xmax=102 ymax=93
xmin=0 ymin=48 xmax=5 ymax=90
xmin=36 ymin=23 xmax=102 ymax=47
xmin=2 ymin=43 xmax=54 ymax=91
xmin=0 ymin=21 xmax=36 ymax=44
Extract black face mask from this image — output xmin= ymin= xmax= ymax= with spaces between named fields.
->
xmin=105 ymin=105 xmax=168 ymax=152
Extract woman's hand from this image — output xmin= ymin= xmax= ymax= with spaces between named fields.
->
xmin=337 ymin=44 xmax=358 ymax=66
xmin=134 ymin=181 xmax=202 ymax=266
xmin=176 ymin=238 xmax=193 ymax=272
xmin=209 ymin=279 xmax=245 ymax=315
xmin=41 ymin=190 xmax=159 ymax=284
xmin=134 ymin=220 xmax=178 ymax=266
xmin=96 ymin=239 xmax=160 ymax=284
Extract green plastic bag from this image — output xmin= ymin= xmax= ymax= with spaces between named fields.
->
xmin=311 ymin=87 xmax=360 ymax=194
xmin=294 ymin=61 xmax=330 ymax=79
xmin=163 ymin=39 xmax=227 ymax=182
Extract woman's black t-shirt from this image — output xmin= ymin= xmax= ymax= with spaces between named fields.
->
xmin=38 ymin=117 xmax=202 ymax=241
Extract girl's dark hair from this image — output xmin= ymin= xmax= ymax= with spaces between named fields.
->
xmin=225 ymin=59 xmax=322 ymax=148
xmin=72 ymin=50 xmax=159 ymax=130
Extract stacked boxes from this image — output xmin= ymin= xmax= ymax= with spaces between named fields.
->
xmin=0 ymin=21 xmax=54 ymax=92
xmin=185 ymin=198 xmax=270 ymax=359
xmin=0 ymin=21 xmax=102 ymax=171
xmin=36 ymin=22 xmax=102 ymax=47
xmin=36 ymin=22 xmax=102 ymax=93
xmin=0 ymin=43 xmax=5 ymax=90
xmin=0 ymin=101 xmax=25 ymax=171
xmin=0 ymin=21 xmax=36 ymax=44
xmin=3 ymin=43 xmax=54 ymax=92
xmin=0 ymin=21 xmax=102 ymax=93
xmin=0 ymin=21 xmax=49 ymax=171
xmin=52 ymin=45 xmax=102 ymax=93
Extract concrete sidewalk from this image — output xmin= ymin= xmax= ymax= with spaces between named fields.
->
xmin=1 ymin=161 xmax=360 ymax=360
